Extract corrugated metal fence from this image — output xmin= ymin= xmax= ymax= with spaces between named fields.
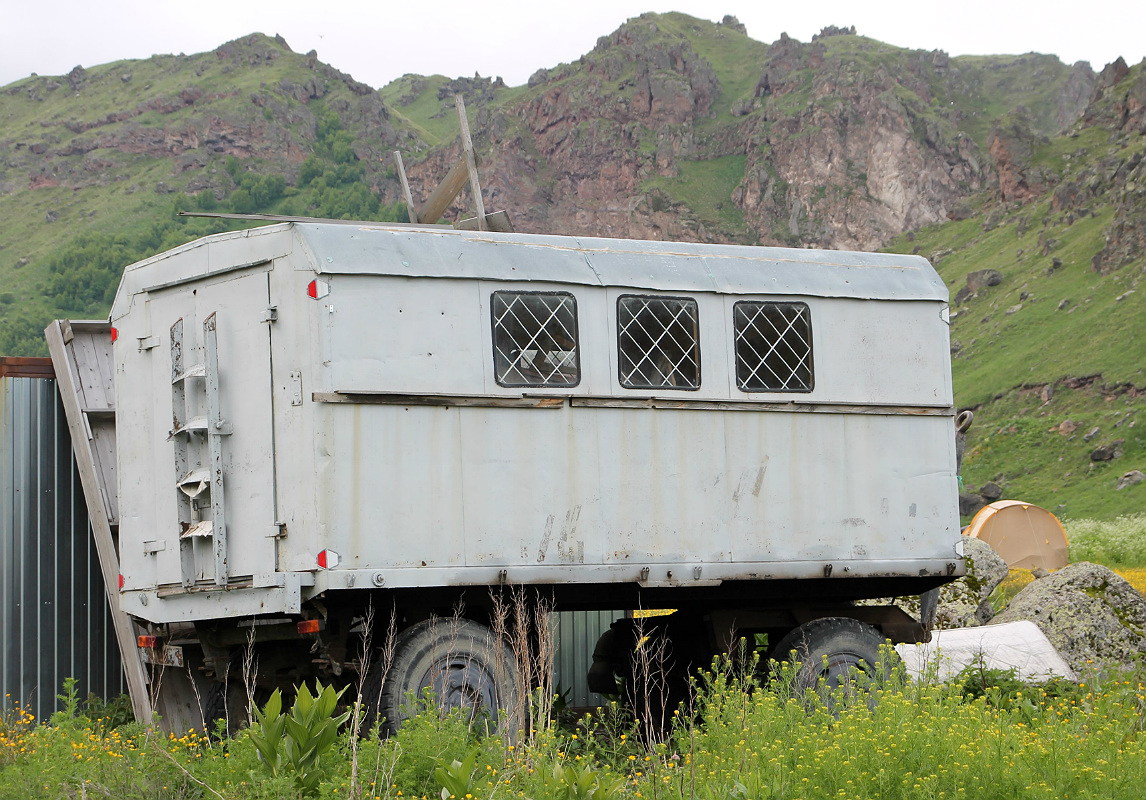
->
xmin=553 ymin=609 xmax=624 ymax=708
xmin=1 ymin=361 xmax=125 ymax=715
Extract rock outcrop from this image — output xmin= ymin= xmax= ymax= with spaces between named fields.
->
xmin=935 ymin=537 xmax=1010 ymax=628
xmin=993 ymin=562 xmax=1146 ymax=674
xmin=732 ymin=33 xmax=984 ymax=249
xmin=860 ymin=537 xmax=1008 ymax=629
xmin=988 ymin=112 xmax=1051 ymax=203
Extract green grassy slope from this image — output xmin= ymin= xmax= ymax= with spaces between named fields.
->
xmin=884 ymin=63 xmax=1146 ymax=520
xmin=0 ymin=34 xmax=420 ymax=354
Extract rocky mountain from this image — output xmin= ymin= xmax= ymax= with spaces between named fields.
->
xmin=396 ymin=15 xmax=1096 ymax=250
xmin=0 ymin=13 xmax=1143 ymax=519
xmin=3 ymin=35 xmax=414 ymax=198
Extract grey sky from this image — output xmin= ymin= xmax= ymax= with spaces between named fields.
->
xmin=3 ymin=0 xmax=1144 ymax=90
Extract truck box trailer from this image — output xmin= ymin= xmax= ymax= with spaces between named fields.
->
xmin=49 ymin=220 xmax=965 ymax=730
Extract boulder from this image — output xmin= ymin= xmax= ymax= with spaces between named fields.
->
xmin=993 ymin=562 xmax=1146 ymax=674
xmin=865 ymin=537 xmax=1008 ymax=628
xmin=959 ymin=492 xmax=985 ymax=517
xmin=719 ymin=15 xmax=747 ymax=34
xmin=966 ymin=268 xmax=1003 ymax=291
xmin=934 ymin=536 xmax=1010 ymax=628
xmin=1117 ymin=470 xmax=1145 ymax=490
xmin=979 ymin=481 xmax=1003 ymax=501
xmin=1090 ymin=444 xmax=1117 ymax=461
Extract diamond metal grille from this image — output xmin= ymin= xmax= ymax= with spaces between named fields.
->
xmin=734 ymin=301 xmax=813 ymax=392
xmin=617 ymin=295 xmax=700 ymax=390
xmin=492 ymin=292 xmax=579 ymax=387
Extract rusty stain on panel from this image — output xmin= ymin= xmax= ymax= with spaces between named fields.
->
xmin=537 ymin=514 xmax=555 ymax=563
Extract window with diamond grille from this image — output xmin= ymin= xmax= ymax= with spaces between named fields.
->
xmin=733 ymin=301 xmax=813 ymax=392
xmin=617 ymin=295 xmax=701 ymax=390
xmin=491 ymin=291 xmax=580 ymax=387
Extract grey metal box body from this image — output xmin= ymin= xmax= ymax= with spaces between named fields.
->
xmin=109 ymin=223 xmax=961 ymax=624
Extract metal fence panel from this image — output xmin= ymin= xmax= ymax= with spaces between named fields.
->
xmin=1 ymin=372 xmax=125 ymax=716
xmin=553 ymin=609 xmax=624 ymax=709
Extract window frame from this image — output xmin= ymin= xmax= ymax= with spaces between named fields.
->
xmin=732 ymin=299 xmax=814 ymax=394
xmin=615 ymin=293 xmax=702 ymax=391
xmin=490 ymin=289 xmax=581 ymax=389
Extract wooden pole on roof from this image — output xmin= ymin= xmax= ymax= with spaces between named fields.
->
xmin=393 ymin=95 xmax=503 ymax=230
xmin=391 ymin=151 xmax=419 ymax=224
xmin=455 ymin=95 xmax=486 ymax=231
xmin=412 ymin=96 xmax=486 ymax=227
xmin=416 ymin=158 xmax=471 ymax=225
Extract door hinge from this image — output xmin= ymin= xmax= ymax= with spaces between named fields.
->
xmin=261 ymin=306 xmax=278 ymax=323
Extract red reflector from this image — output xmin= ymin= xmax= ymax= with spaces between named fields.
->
xmin=317 ymin=549 xmax=328 ymax=569
xmin=297 ymin=619 xmax=321 ymax=635
xmin=307 ymin=278 xmax=330 ymax=300
xmin=110 ymin=327 xmax=118 ymax=342
xmin=118 ymin=574 xmax=124 ymax=590
xmin=316 ymin=548 xmax=340 ymax=569
xmin=137 ymin=635 xmax=157 ymax=648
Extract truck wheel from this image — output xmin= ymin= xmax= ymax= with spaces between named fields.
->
xmin=377 ymin=618 xmax=520 ymax=738
xmin=770 ymin=617 xmax=895 ymax=695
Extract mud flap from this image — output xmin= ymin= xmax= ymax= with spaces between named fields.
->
xmin=919 ymin=587 xmax=940 ymax=641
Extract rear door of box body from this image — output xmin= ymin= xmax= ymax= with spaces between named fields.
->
xmin=142 ymin=268 xmax=279 ymax=587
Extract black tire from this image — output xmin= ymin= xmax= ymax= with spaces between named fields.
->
xmin=770 ymin=617 xmax=896 ymax=696
xmin=377 ymin=618 xmax=521 ymax=738
xmin=201 ymin=677 xmax=259 ymax=738
xmin=201 ymin=680 xmax=229 ymax=735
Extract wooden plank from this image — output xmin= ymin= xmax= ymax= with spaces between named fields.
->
xmin=44 ymin=320 xmax=152 ymax=723
xmin=177 ymin=211 xmax=452 ymax=228
xmin=570 ymin=397 xmax=955 ymax=416
xmin=0 ymin=356 xmax=55 ymax=378
xmin=455 ymin=95 xmax=486 ymax=231
xmin=312 ymin=389 xmax=952 ymax=416
xmin=454 ymin=210 xmax=514 ymax=232
xmin=416 ymin=156 xmax=470 ymax=226
xmin=313 ymin=391 xmax=565 ymax=409
xmin=392 ymin=150 xmax=419 ymax=224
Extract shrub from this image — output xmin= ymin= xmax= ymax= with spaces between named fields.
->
xmin=1066 ymin=514 xmax=1146 ymax=567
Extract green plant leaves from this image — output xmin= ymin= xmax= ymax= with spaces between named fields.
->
xmin=248 ymin=682 xmax=350 ymax=796
xmin=433 ymin=745 xmax=480 ymax=800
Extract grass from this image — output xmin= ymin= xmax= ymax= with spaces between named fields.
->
xmin=640 ymin=154 xmax=751 ymax=237
xmin=5 ymin=657 xmax=1146 ymax=800
xmin=886 ymin=197 xmax=1145 ymax=406
xmin=1066 ymin=514 xmax=1146 ymax=567
xmin=956 ymin=382 xmax=1145 ymax=521
xmin=879 ymin=109 xmax=1145 ymax=522
xmin=378 ymin=75 xmax=458 ymax=145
